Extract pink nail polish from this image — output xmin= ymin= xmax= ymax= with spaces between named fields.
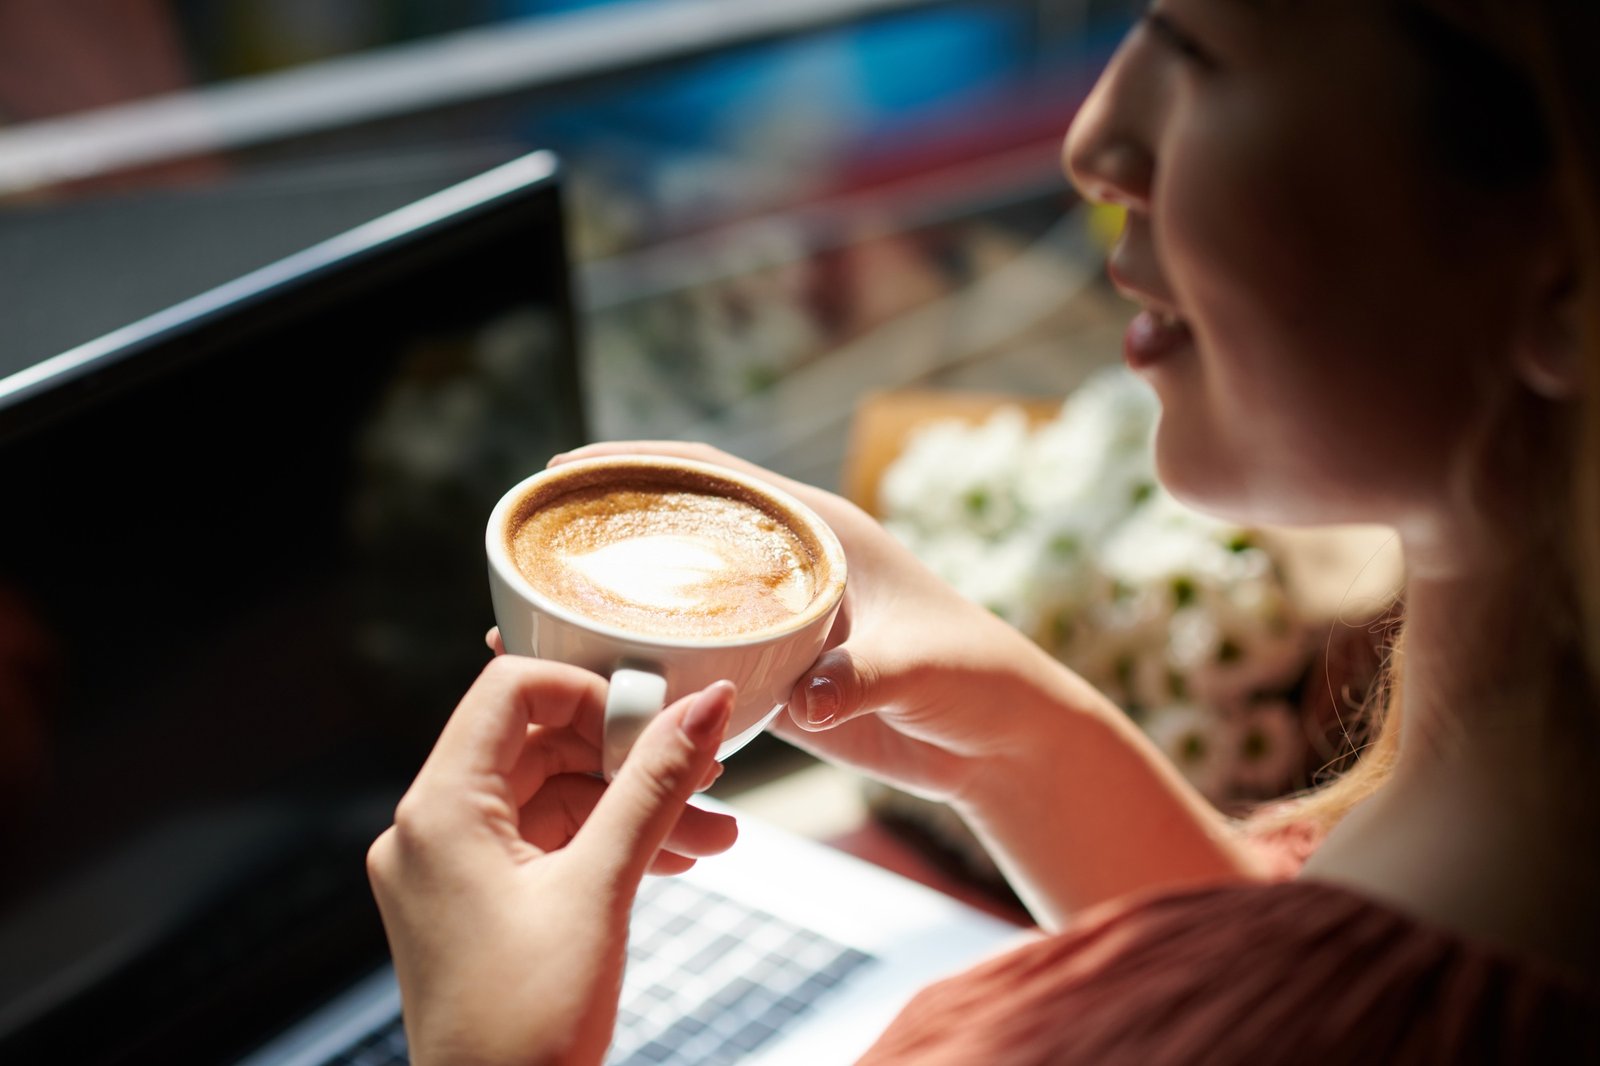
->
xmin=805 ymin=676 xmax=838 ymax=727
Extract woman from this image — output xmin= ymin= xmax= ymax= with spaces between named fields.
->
xmin=366 ymin=1 xmax=1600 ymax=1060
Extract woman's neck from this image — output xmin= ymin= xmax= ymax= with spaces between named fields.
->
xmin=1398 ymin=564 xmax=1567 ymax=771
xmin=1302 ymin=545 xmax=1600 ymax=980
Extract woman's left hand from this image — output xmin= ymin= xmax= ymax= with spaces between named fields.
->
xmin=366 ymin=656 xmax=739 ymax=1066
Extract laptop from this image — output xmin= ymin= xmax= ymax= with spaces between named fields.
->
xmin=242 ymin=795 xmax=1032 ymax=1066
xmin=0 ymin=149 xmax=1030 ymax=1066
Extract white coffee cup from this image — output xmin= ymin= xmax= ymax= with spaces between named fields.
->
xmin=486 ymin=455 xmax=847 ymax=778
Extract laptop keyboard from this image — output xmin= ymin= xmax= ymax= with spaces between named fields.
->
xmin=610 ymin=877 xmax=875 ymax=1065
xmin=321 ymin=876 xmax=876 ymax=1066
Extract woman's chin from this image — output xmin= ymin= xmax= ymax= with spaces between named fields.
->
xmin=1152 ymin=435 xmax=1293 ymax=528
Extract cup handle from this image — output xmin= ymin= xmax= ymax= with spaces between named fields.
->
xmin=602 ymin=666 xmax=669 ymax=780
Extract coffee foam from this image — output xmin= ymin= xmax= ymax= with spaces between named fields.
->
xmin=508 ymin=466 xmax=828 ymax=640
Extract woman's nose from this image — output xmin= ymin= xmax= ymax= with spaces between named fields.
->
xmin=1062 ymin=59 xmax=1154 ymax=212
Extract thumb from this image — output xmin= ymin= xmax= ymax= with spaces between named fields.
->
xmin=575 ymin=681 xmax=733 ymax=881
xmin=787 ymin=647 xmax=880 ymax=731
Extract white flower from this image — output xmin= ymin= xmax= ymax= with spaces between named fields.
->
xmin=887 ymin=525 xmax=983 ymax=595
xmin=1016 ymin=372 xmax=1159 ymax=519
xmin=877 ymin=365 xmax=1317 ymax=803
xmin=1227 ymin=700 xmax=1307 ymax=796
xmin=1023 ymin=491 xmax=1133 ymax=567
xmin=954 ymin=532 xmax=1052 ymax=636
xmin=1167 ymin=605 xmax=1224 ymax=673
xmin=1141 ymin=703 xmax=1240 ymax=802
xmin=1186 ymin=557 xmax=1310 ymax=710
xmin=879 ymin=408 xmax=1032 ymax=539
xmin=1054 ymin=366 xmax=1161 ymax=463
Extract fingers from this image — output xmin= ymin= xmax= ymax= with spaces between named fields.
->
xmin=434 ymin=654 xmax=732 ymax=810
xmin=663 ymin=797 xmax=740 ymax=857
xmin=648 ymin=851 xmax=698 ymax=876
xmin=518 ymin=772 xmax=739 ymax=860
xmin=413 ymin=658 xmax=607 ymax=806
xmin=498 ymin=760 xmax=734 ymax=893
xmin=695 ymin=760 xmax=725 ymax=793
xmin=485 ymin=627 xmax=506 ymax=656
xmin=573 ymin=681 xmax=734 ymax=884
xmin=549 ymin=442 xmax=826 ymax=513
xmin=551 ymin=441 xmax=750 ymax=473
xmin=505 ymin=729 xmax=601 ymax=810
xmin=787 ymin=646 xmax=879 ymax=731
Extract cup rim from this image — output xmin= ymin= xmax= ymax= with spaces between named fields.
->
xmin=486 ymin=454 xmax=848 ymax=649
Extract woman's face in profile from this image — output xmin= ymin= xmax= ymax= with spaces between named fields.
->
xmin=1063 ymin=0 xmax=1545 ymax=537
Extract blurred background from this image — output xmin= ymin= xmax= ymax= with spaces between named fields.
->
xmin=0 ymin=2 xmax=1409 ymax=919
xmin=0 ymin=0 xmax=1138 ymax=491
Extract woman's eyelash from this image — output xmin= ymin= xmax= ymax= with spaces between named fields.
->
xmin=1142 ymin=9 xmax=1215 ymax=68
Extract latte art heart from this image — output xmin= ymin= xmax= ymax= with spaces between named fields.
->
xmin=564 ymin=533 xmax=813 ymax=614
xmin=509 ymin=478 xmax=828 ymax=640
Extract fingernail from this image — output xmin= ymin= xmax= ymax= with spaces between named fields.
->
xmin=695 ymin=761 xmax=725 ymax=793
xmin=546 ymin=451 xmax=569 ymax=467
xmin=683 ymin=681 xmax=734 ymax=743
xmin=804 ymin=676 xmax=838 ymax=727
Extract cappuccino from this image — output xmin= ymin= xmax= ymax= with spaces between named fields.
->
xmin=506 ymin=463 xmax=831 ymax=640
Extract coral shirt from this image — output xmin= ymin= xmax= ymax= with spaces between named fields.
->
xmin=856 ymin=823 xmax=1600 ymax=1064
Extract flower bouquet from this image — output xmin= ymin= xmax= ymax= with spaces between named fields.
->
xmin=849 ymin=367 xmax=1403 ymax=883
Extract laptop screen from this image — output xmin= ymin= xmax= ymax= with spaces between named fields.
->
xmin=0 ymin=150 xmax=588 ymax=1065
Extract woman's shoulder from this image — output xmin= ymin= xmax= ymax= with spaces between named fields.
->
xmin=857 ymin=876 xmax=1600 ymax=1064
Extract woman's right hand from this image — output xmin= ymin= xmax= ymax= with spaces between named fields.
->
xmin=548 ymin=443 xmax=1260 ymax=927
xmin=546 ymin=441 xmax=1115 ymax=806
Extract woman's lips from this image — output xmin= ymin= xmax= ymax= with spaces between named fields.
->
xmin=1124 ymin=308 xmax=1193 ymax=369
